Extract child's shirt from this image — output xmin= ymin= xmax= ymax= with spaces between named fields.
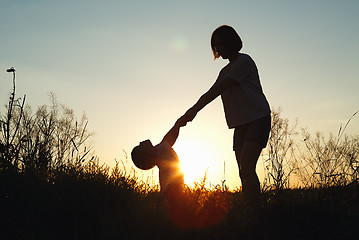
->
xmin=155 ymin=142 xmax=184 ymax=193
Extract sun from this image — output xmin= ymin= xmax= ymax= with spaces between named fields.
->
xmin=174 ymin=139 xmax=218 ymax=186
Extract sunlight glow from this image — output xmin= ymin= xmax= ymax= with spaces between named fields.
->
xmin=174 ymin=139 xmax=218 ymax=186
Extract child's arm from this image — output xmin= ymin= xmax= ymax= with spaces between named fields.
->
xmin=160 ymin=120 xmax=185 ymax=147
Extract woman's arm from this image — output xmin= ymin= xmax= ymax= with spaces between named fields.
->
xmin=180 ymin=76 xmax=236 ymax=123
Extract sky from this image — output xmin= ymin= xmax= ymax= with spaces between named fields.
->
xmin=1 ymin=0 xmax=358 ymax=189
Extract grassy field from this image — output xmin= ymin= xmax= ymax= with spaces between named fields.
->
xmin=1 ymin=72 xmax=358 ymax=239
xmin=1 ymin=167 xmax=358 ymax=240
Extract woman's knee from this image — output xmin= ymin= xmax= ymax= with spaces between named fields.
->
xmin=240 ymin=165 xmax=257 ymax=180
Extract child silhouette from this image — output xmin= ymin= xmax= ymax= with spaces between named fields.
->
xmin=131 ymin=120 xmax=228 ymax=229
xmin=132 ymin=121 xmax=198 ymax=228
xmin=131 ymin=120 xmax=184 ymax=194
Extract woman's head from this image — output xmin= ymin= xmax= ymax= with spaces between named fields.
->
xmin=211 ymin=25 xmax=242 ymax=59
xmin=131 ymin=140 xmax=157 ymax=170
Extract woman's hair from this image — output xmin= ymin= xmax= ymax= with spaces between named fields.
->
xmin=211 ymin=25 xmax=243 ymax=59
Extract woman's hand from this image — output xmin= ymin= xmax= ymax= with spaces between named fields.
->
xmin=178 ymin=107 xmax=198 ymax=126
xmin=184 ymin=108 xmax=198 ymax=122
xmin=174 ymin=118 xmax=186 ymax=127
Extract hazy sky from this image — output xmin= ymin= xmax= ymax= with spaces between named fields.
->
xmin=1 ymin=0 xmax=358 ymax=189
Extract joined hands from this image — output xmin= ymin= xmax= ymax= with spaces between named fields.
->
xmin=176 ymin=107 xmax=198 ymax=127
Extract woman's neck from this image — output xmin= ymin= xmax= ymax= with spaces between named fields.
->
xmin=228 ymin=52 xmax=240 ymax=63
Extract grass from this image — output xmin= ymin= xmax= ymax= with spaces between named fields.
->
xmin=1 ymin=165 xmax=358 ymax=240
xmin=1 ymin=70 xmax=358 ymax=239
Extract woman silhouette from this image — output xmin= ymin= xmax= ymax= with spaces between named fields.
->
xmin=179 ymin=25 xmax=271 ymax=219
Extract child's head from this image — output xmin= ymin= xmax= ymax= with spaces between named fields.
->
xmin=211 ymin=25 xmax=242 ymax=59
xmin=131 ymin=140 xmax=157 ymax=170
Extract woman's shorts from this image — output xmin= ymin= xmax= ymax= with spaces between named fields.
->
xmin=233 ymin=115 xmax=271 ymax=150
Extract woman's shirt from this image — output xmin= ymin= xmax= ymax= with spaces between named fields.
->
xmin=216 ymin=53 xmax=271 ymax=128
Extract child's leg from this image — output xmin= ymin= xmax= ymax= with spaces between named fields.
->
xmin=164 ymin=183 xmax=191 ymax=228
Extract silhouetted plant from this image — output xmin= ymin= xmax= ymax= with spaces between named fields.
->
xmin=261 ymin=108 xmax=297 ymax=191
xmin=0 ymin=68 xmax=93 ymax=179
xmin=0 ymin=67 xmax=26 ymax=171
xmin=294 ymin=112 xmax=358 ymax=188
